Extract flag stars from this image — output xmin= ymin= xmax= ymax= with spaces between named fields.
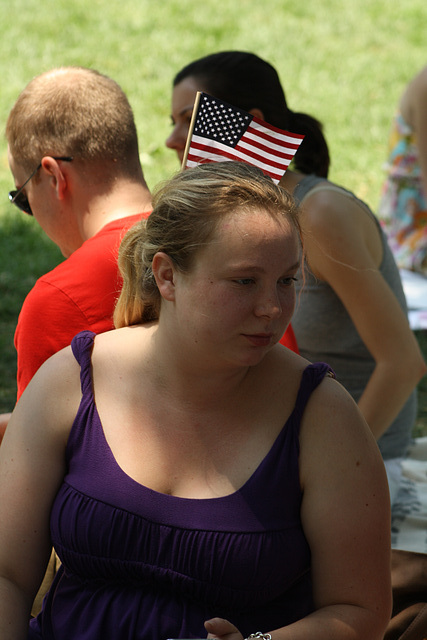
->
xmin=193 ymin=94 xmax=252 ymax=147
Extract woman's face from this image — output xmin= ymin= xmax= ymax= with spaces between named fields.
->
xmin=166 ymin=76 xmax=202 ymax=165
xmin=169 ymin=207 xmax=300 ymax=371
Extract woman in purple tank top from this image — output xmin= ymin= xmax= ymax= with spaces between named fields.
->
xmin=0 ymin=162 xmax=391 ymax=640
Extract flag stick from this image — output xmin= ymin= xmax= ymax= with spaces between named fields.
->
xmin=181 ymin=91 xmax=202 ymax=170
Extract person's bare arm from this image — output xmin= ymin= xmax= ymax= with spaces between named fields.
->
xmin=0 ymin=348 xmax=81 ymax=639
xmin=301 ymin=190 xmax=426 ymax=439
xmin=297 ymin=376 xmax=392 ymax=639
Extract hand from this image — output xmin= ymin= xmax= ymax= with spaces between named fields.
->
xmin=204 ymin=617 xmax=244 ymax=640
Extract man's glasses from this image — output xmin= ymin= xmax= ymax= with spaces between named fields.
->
xmin=8 ymin=156 xmax=73 ymax=216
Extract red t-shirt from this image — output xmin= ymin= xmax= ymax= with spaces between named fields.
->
xmin=14 ymin=214 xmax=147 ymax=399
xmin=280 ymin=324 xmax=299 ymax=354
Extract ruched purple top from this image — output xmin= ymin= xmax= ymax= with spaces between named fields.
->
xmin=29 ymin=331 xmax=332 ymax=640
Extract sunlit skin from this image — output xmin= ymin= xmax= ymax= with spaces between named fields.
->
xmin=160 ymin=206 xmax=300 ymax=373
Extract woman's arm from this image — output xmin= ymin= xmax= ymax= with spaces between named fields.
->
xmin=300 ymin=190 xmax=426 ymax=439
xmin=297 ymin=376 xmax=392 ymax=639
xmin=0 ymin=347 xmax=81 ymax=640
xmin=204 ymin=377 xmax=392 ymax=640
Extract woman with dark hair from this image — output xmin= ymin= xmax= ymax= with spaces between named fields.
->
xmin=166 ymin=51 xmax=426 ymax=505
xmin=168 ymin=51 xmax=330 ymax=178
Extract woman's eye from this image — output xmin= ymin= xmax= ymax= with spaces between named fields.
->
xmin=234 ymin=278 xmax=254 ymax=285
xmin=280 ymin=277 xmax=298 ymax=286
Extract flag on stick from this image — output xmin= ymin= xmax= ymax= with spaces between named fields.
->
xmin=182 ymin=92 xmax=305 ymax=184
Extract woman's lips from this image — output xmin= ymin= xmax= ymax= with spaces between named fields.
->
xmin=243 ymin=333 xmax=273 ymax=347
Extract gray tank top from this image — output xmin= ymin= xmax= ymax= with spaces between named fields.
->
xmin=292 ymin=174 xmax=416 ymax=460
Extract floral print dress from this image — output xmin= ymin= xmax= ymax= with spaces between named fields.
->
xmin=378 ymin=113 xmax=427 ymax=275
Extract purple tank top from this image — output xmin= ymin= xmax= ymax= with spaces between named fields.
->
xmin=29 ymin=330 xmax=332 ymax=640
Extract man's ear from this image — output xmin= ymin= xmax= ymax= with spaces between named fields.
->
xmin=152 ymin=252 xmax=177 ymax=301
xmin=249 ymin=107 xmax=265 ymax=121
xmin=40 ymin=156 xmax=68 ymax=200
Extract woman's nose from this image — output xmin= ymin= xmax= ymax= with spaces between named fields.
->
xmin=254 ymin=290 xmax=283 ymax=319
xmin=165 ymin=126 xmax=185 ymax=151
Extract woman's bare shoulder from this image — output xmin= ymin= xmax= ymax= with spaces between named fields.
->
xmin=260 ymin=344 xmax=315 ymax=396
xmin=24 ymin=344 xmax=81 ymax=400
xmin=4 ymin=344 xmax=83 ymax=454
xmin=298 ymin=373 xmax=382 ymax=484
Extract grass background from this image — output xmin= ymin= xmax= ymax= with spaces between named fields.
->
xmin=0 ymin=0 xmax=426 ymax=431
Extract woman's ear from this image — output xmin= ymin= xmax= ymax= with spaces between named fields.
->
xmin=249 ymin=107 xmax=265 ymax=121
xmin=152 ymin=252 xmax=176 ymax=301
xmin=40 ymin=156 xmax=68 ymax=200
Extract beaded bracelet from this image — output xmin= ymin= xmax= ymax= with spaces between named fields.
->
xmin=245 ymin=633 xmax=272 ymax=640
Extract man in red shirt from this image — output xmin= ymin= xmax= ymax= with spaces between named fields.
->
xmin=0 ymin=66 xmax=152 ymax=441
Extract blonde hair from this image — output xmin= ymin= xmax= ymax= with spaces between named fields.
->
xmin=6 ymin=66 xmax=142 ymax=180
xmin=114 ymin=162 xmax=301 ymax=328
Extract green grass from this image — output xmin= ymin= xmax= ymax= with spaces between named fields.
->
xmin=0 ymin=0 xmax=426 ymax=431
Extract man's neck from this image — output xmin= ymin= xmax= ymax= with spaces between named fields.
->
xmin=80 ymin=182 xmax=152 ymax=241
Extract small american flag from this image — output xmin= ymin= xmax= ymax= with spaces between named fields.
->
xmin=184 ymin=92 xmax=304 ymax=183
